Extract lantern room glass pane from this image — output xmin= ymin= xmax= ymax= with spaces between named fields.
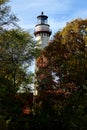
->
xmin=38 ymin=17 xmax=47 ymax=24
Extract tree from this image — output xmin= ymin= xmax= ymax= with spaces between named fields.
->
xmin=34 ymin=18 xmax=87 ymax=130
xmin=0 ymin=28 xmax=36 ymax=129
xmin=0 ymin=1 xmax=36 ymax=129
xmin=0 ymin=0 xmax=18 ymax=28
xmin=0 ymin=29 xmax=35 ymax=87
xmin=36 ymin=18 xmax=87 ymax=93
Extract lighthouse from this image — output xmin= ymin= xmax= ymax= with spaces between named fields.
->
xmin=34 ymin=12 xmax=52 ymax=95
xmin=34 ymin=12 xmax=52 ymax=49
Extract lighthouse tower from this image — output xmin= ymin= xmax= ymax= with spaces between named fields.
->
xmin=34 ymin=12 xmax=52 ymax=49
xmin=34 ymin=12 xmax=52 ymax=95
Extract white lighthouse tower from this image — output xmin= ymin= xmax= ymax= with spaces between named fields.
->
xmin=34 ymin=12 xmax=52 ymax=49
xmin=34 ymin=12 xmax=52 ymax=95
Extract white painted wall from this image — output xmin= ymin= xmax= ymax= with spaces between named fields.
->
xmin=35 ymin=24 xmax=49 ymax=32
xmin=35 ymin=34 xmax=49 ymax=48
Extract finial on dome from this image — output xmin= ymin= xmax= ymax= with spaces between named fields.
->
xmin=41 ymin=11 xmax=44 ymax=15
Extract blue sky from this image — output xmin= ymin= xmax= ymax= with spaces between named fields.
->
xmin=10 ymin=0 xmax=87 ymax=36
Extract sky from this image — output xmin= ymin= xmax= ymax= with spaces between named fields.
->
xmin=10 ymin=0 xmax=87 ymax=36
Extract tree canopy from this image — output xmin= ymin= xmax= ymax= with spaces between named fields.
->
xmin=36 ymin=18 xmax=87 ymax=95
xmin=0 ymin=1 xmax=36 ymax=129
xmin=34 ymin=18 xmax=87 ymax=130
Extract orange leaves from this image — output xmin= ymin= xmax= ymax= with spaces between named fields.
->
xmin=22 ymin=106 xmax=31 ymax=115
xmin=36 ymin=55 xmax=48 ymax=68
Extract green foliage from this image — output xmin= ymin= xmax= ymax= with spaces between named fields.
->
xmin=0 ymin=29 xmax=35 ymax=87
xmin=0 ymin=1 xmax=36 ymax=129
xmin=0 ymin=28 xmax=35 ymax=124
